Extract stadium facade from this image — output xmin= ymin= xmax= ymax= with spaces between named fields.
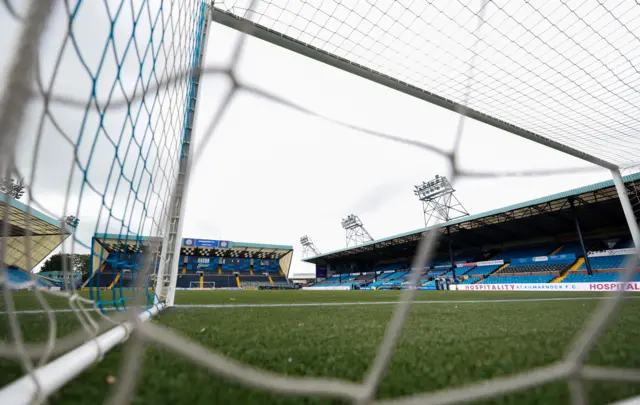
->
xmin=303 ymin=173 xmax=640 ymax=291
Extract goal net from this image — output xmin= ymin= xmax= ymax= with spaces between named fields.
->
xmin=189 ymin=281 xmax=215 ymax=289
xmin=1 ymin=1 xmax=640 ymax=405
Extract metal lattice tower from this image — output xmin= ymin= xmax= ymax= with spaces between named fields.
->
xmin=300 ymin=235 xmax=321 ymax=259
xmin=341 ymin=214 xmax=373 ymax=248
xmin=414 ymin=175 xmax=469 ymax=227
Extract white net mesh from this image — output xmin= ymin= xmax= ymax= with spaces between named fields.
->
xmin=211 ymin=0 xmax=640 ymax=169
xmin=1 ymin=1 xmax=640 ymax=405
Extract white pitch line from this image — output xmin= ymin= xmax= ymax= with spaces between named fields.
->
xmin=173 ymin=296 xmax=640 ymax=309
xmin=3 ymin=296 xmax=639 ymax=314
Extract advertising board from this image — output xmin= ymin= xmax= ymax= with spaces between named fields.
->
xmin=302 ymin=286 xmax=351 ymax=291
xmin=450 ymin=282 xmax=640 ymax=292
xmin=587 ymin=248 xmax=637 ymax=257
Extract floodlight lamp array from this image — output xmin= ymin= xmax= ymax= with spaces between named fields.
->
xmin=341 ymin=214 xmax=362 ymax=230
xmin=300 ymin=235 xmax=310 ymax=245
xmin=414 ymin=175 xmax=454 ymax=201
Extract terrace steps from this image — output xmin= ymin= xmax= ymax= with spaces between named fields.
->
xmin=108 ymin=273 xmax=121 ymax=289
xmin=549 ymin=245 xmax=564 ymax=255
xmin=552 ymin=257 xmax=584 ymax=283
xmin=494 ymin=263 xmax=510 ymax=274
xmin=200 ymin=274 xmax=204 ymax=288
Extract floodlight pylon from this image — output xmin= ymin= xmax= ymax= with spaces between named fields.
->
xmin=414 ymin=175 xmax=469 ymax=227
xmin=300 ymin=235 xmax=321 ymax=259
xmin=341 ymin=214 xmax=373 ymax=248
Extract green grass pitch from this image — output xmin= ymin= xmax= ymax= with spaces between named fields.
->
xmin=1 ymin=290 xmax=640 ymax=404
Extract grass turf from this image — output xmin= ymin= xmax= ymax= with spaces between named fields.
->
xmin=1 ymin=290 xmax=640 ymax=404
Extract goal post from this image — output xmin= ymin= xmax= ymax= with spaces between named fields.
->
xmin=0 ymin=0 xmax=211 ymax=403
xmin=154 ymin=1 xmax=212 ymax=307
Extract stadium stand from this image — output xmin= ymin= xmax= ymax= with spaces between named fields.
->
xmin=304 ymin=175 xmax=640 ymax=290
xmin=355 ymin=273 xmax=375 ymax=282
xmin=374 ymin=263 xmax=405 ymax=272
xmin=580 ymin=255 xmax=632 ymax=271
xmin=560 ymin=272 xmax=640 ymax=283
xmin=253 ymin=259 xmax=280 ymax=273
xmin=494 ymin=244 xmax=555 ymax=260
xmin=481 ymin=275 xmax=556 ymax=284
xmin=553 ymin=241 xmax=592 ymax=255
xmin=0 ymin=190 xmax=74 ymax=290
xmin=5 ymin=267 xmax=51 ymax=288
xmin=614 ymin=237 xmax=635 ymax=249
xmin=502 ymin=263 xmax=572 ymax=274
xmin=462 ymin=264 xmax=501 ymax=276
xmin=38 ymin=271 xmax=82 ymax=289
xmin=239 ymin=275 xmax=271 ymax=283
xmin=385 ymin=272 xmax=407 ymax=280
xmin=201 ymin=275 xmax=236 ymax=288
xmin=90 ymin=235 xmax=293 ymax=291
xmin=90 ymin=272 xmax=118 ymax=288
xmin=176 ymin=274 xmax=200 ymax=288
xmin=453 ymin=254 xmax=477 ymax=263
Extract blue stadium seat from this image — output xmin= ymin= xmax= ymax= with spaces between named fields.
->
xmin=254 ymin=259 xmax=279 ymax=273
xmin=385 ymin=272 xmax=406 ymax=280
xmin=5 ymin=268 xmax=51 ymax=287
xmin=504 ymin=263 xmax=571 ymax=274
xmin=221 ymin=258 xmax=251 ymax=273
xmin=580 ymin=255 xmax=632 ymax=270
xmin=481 ymin=274 xmax=555 ymax=284
xmin=562 ymin=272 xmax=640 ymax=283
xmin=419 ymin=280 xmax=437 ymax=290
xmin=459 ymin=277 xmax=480 ymax=284
xmin=463 ymin=264 xmax=501 ymax=276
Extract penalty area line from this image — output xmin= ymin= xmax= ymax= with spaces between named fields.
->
xmin=173 ymin=295 xmax=640 ymax=309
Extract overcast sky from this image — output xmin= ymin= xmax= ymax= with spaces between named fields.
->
xmin=184 ymin=19 xmax=614 ymax=277
xmin=4 ymin=0 xmax=638 ymax=277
